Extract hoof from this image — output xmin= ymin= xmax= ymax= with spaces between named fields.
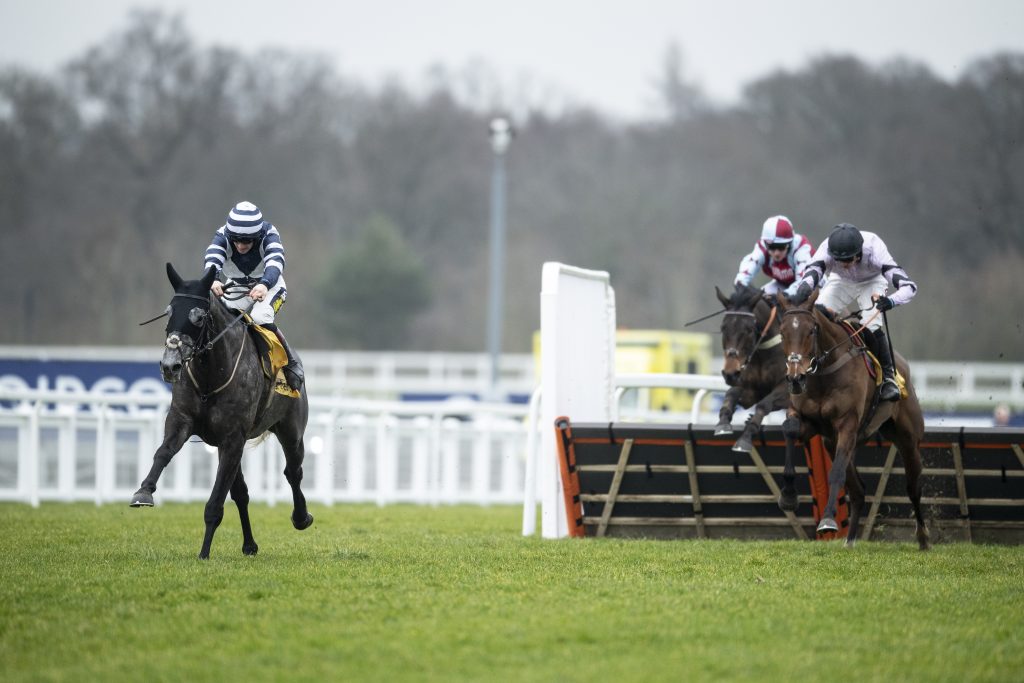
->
xmin=292 ymin=513 xmax=314 ymax=530
xmin=243 ymin=542 xmax=259 ymax=556
xmin=714 ymin=423 xmax=734 ymax=436
xmin=130 ymin=490 xmax=154 ymax=507
xmin=731 ymin=435 xmax=753 ymax=453
xmin=778 ymin=491 xmax=798 ymax=512
xmin=817 ymin=517 xmax=838 ymax=533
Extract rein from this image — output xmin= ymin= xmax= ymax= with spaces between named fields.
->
xmin=172 ymin=292 xmax=253 ymax=401
xmin=684 ymin=308 xmax=726 ymax=327
xmin=186 ymin=326 xmax=248 ymax=400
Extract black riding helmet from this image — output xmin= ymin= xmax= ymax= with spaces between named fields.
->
xmin=827 ymin=223 xmax=863 ymax=260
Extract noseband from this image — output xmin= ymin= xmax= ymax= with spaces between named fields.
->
xmin=782 ymin=308 xmax=821 ymax=374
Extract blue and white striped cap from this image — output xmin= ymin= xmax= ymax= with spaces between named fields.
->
xmin=225 ymin=201 xmax=264 ymax=238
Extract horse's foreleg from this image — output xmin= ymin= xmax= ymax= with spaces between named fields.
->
xmin=230 ymin=469 xmax=259 ymax=556
xmin=734 ymin=384 xmax=790 ymax=454
xmin=199 ymin=441 xmax=244 ymax=560
xmin=779 ymin=408 xmax=803 ymax=511
xmin=819 ymin=417 xmax=859 ymax=535
xmin=131 ymin=416 xmax=192 ymax=507
xmin=715 ymin=388 xmax=741 ymax=435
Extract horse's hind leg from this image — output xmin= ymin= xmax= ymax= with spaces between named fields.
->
xmin=889 ymin=429 xmax=931 ymax=550
xmin=272 ymin=422 xmax=313 ymax=531
xmin=131 ymin=416 xmax=192 ymax=507
xmin=230 ymin=469 xmax=259 ymax=556
xmin=844 ymin=464 xmax=867 ymax=547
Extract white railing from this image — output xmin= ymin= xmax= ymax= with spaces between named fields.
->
xmin=3 ymin=345 xmax=1021 ymax=409
xmin=0 ymin=375 xmax=731 ymax=510
xmin=909 ymin=361 xmax=1024 ymax=410
xmin=0 ymin=390 xmax=531 ymax=508
xmin=706 ymin=357 xmax=1024 ymax=411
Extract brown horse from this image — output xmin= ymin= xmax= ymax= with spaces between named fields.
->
xmin=777 ymin=288 xmax=930 ymax=549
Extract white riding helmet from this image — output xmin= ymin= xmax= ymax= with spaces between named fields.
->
xmin=760 ymin=215 xmax=795 ymax=245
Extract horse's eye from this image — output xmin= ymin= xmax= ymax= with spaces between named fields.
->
xmin=188 ymin=307 xmax=207 ymax=326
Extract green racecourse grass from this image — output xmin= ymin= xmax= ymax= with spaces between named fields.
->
xmin=1 ymin=503 xmax=1022 ymax=683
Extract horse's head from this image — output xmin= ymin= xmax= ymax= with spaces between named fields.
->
xmin=160 ymin=263 xmax=217 ymax=383
xmin=777 ymin=287 xmax=820 ymax=394
xmin=716 ymin=283 xmax=769 ymax=387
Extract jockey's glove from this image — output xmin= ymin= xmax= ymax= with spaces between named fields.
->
xmin=874 ymin=296 xmax=894 ymax=312
xmin=789 ymin=282 xmax=812 ymax=305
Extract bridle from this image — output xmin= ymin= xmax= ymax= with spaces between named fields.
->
xmin=723 ymin=304 xmax=780 ymax=373
xmin=782 ymin=308 xmax=824 ymax=375
xmin=159 ymin=286 xmax=254 ymax=400
xmin=782 ymin=307 xmax=880 ymax=376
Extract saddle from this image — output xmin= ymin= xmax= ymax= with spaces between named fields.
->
xmin=836 ymin=319 xmax=908 ymax=400
xmin=241 ymin=313 xmax=301 ymax=399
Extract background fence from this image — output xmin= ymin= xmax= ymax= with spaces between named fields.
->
xmin=0 ymin=391 xmax=530 ymax=508
xmin=1 ymin=345 xmax=1021 ymax=510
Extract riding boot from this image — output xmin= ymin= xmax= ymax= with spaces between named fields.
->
xmin=872 ymin=328 xmax=900 ymax=402
xmin=271 ymin=328 xmax=305 ymax=391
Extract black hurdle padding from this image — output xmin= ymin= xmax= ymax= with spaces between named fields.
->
xmin=562 ymin=421 xmax=1024 ymax=543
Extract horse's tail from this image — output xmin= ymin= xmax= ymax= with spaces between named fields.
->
xmin=246 ymin=431 xmax=273 ymax=448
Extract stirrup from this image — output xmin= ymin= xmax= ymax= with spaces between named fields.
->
xmin=880 ymin=377 xmax=900 ymax=401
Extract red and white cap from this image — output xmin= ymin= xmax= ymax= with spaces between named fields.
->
xmin=760 ymin=215 xmax=794 ymax=245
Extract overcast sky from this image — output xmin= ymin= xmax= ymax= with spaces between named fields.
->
xmin=2 ymin=1 xmax=1023 ymax=120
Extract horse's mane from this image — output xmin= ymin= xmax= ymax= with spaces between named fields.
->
xmin=814 ymin=303 xmax=836 ymax=322
xmin=730 ymin=284 xmax=763 ymax=310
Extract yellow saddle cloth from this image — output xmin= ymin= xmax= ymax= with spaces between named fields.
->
xmin=242 ymin=313 xmax=301 ymax=398
xmin=865 ymin=350 xmax=909 ymax=401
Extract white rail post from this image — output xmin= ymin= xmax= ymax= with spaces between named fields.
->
xmin=536 ymin=263 xmax=616 ymax=539
xmin=521 ymin=386 xmax=542 ymax=535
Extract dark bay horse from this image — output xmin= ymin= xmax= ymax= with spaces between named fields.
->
xmin=714 ymin=284 xmax=800 ymax=509
xmin=131 ymin=264 xmax=313 ymax=559
xmin=777 ymin=288 xmax=930 ymax=549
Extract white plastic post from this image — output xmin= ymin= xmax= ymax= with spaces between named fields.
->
xmin=537 ymin=263 xmax=616 ymax=539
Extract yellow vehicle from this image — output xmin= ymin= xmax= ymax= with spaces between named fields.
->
xmin=532 ymin=329 xmax=713 ymax=412
xmin=614 ymin=330 xmax=713 ymax=411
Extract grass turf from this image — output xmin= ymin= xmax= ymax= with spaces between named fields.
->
xmin=0 ymin=502 xmax=1021 ymax=682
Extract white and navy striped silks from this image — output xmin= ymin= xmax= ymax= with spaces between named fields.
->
xmin=204 ymin=224 xmax=286 ymax=288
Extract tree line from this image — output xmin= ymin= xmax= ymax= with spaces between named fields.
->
xmin=2 ymin=10 xmax=1022 ymax=361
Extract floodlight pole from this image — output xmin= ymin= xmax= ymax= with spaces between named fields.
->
xmin=486 ymin=117 xmax=513 ymax=402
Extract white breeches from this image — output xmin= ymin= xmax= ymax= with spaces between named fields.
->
xmin=817 ymin=274 xmax=887 ymax=331
xmin=223 ymin=277 xmax=287 ymax=325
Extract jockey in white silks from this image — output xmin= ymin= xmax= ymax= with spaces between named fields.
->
xmin=734 ymin=215 xmax=814 ymax=299
xmin=788 ymin=223 xmax=916 ymax=402
xmin=203 ymin=201 xmax=304 ymax=390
